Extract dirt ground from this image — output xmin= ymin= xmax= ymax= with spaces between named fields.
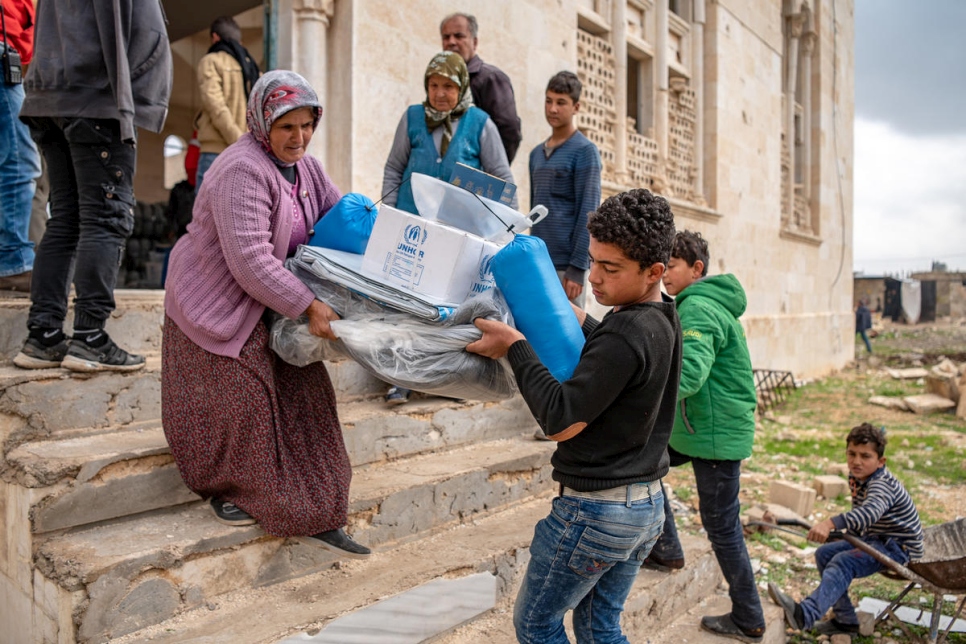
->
xmin=663 ymin=318 xmax=966 ymax=643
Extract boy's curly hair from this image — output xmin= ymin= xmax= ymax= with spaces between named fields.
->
xmin=672 ymin=230 xmax=710 ymax=276
xmin=847 ymin=422 xmax=887 ymax=457
xmin=587 ymin=189 xmax=675 ymax=270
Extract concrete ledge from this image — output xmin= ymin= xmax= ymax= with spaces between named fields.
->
xmin=33 ymin=437 xmax=555 ymax=642
xmin=5 ymin=396 xmax=539 ymax=534
xmin=0 ymin=290 xmax=167 ymax=361
xmin=107 ymin=496 xmax=551 ymax=644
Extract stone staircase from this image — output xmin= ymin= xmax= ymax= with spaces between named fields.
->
xmin=1 ymin=290 xmax=784 ymax=643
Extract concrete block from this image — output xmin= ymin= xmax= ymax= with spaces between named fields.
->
xmin=903 ymin=393 xmax=956 ymax=415
xmin=868 ymin=395 xmax=909 ymax=411
xmin=743 ymin=505 xmax=768 ymax=528
xmin=825 ymin=463 xmax=850 ymax=477
xmin=80 ymin=574 xmax=181 ymax=642
xmin=926 ymin=373 xmax=960 ymax=404
xmin=813 ymin=475 xmax=849 ymax=499
xmin=858 ymin=610 xmax=876 ymax=636
xmin=887 ymin=367 xmax=929 ymax=380
xmin=768 ymin=480 xmax=816 ymax=517
xmin=33 ymin=458 xmax=198 ymax=533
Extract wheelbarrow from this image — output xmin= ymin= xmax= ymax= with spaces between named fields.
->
xmin=750 ymin=517 xmax=966 ymax=643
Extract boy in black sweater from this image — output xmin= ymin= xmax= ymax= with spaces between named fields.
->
xmin=468 ymin=188 xmax=681 ymax=643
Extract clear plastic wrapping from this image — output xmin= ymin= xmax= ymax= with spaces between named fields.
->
xmin=269 ymin=269 xmax=517 ymax=401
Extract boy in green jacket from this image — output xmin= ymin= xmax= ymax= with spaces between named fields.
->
xmin=645 ymin=231 xmax=765 ymax=643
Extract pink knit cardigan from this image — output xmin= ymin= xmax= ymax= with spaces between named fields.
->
xmin=164 ymin=133 xmax=341 ymax=357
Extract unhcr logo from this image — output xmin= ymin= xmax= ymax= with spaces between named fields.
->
xmin=397 ymin=224 xmax=428 ymax=255
xmin=479 ymin=254 xmax=494 ymax=281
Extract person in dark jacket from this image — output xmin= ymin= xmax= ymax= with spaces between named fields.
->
xmin=440 ymin=12 xmax=523 ymax=163
xmin=468 ymin=189 xmax=681 ymax=644
xmin=646 ymin=230 xmax=766 ymax=643
xmin=855 ymin=298 xmax=873 ymax=353
xmin=13 ymin=0 xmax=172 ymax=371
xmin=0 ymin=0 xmax=41 ymax=293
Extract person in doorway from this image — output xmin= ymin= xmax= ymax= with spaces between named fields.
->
xmin=768 ymin=423 xmax=923 ymax=636
xmin=440 ymin=12 xmax=522 ymax=163
xmin=0 ymin=0 xmax=41 ymax=293
xmin=13 ymin=0 xmax=171 ymax=371
xmin=645 ymin=230 xmax=766 ymax=643
xmin=467 ymin=188 xmax=681 ymax=644
xmin=855 ymin=298 xmax=873 ymax=353
xmin=529 ymin=71 xmax=601 ymax=311
xmin=162 ymin=71 xmax=369 ymax=559
xmin=195 ymin=15 xmax=260 ymax=192
xmin=380 ymin=50 xmax=515 ymax=405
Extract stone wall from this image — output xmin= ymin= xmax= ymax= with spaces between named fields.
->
xmin=150 ymin=0 xmax=855 ymax=380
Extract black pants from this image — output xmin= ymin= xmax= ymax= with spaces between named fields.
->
xmin=26 ymin=117 xmax=137 ymax=331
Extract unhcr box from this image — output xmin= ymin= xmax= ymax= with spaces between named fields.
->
xmin=449 ymin=162 xmax=516 ymax=206
xmin=466 ymin=240 xmax=500 ymax=297
xmin=362 ymin=205 xmax=486 ymax=304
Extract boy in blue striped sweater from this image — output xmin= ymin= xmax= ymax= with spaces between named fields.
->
xmin=528 ymin=71 xmax=601 ymax=309
xmin=768 ymin=423 xmax=924 ymax=635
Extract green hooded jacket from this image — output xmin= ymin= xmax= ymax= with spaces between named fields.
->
xmin=668 ymin=274 xmax=757 ymax=460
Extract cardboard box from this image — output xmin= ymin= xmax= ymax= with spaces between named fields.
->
xmin=449 ymin=162 xmax=516 ymax=206
xmin=362 ymin=205 xmax=486 ymax=304
xmin=466 ymin=240 xmax=500 ymax=297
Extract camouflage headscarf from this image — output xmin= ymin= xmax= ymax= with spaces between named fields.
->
xmin=423 ymin=51 xmax=474 ymax=157
xmin=246 ymin=70 xmax=322 ymax=167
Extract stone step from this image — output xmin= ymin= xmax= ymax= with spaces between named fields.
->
xmin=100 ymin=496 xmax=552 ymax=644
xmin=646 ymin=591 xmax=786 ymax=644
xmin=429 ymin=532 xmax=724 ymax=644
xmin=0 ymin=354 xmax=394 ymax=448
xmin=0 ymin=289 xmax=166 ymax=361
xmin=31 ymin=436 xmax=554 ymax=642
xmin=4 ymin=395 xmax=538 ymax=535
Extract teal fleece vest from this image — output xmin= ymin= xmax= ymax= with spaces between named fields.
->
xmin=396 ymin=104 xmax=488 ymax=214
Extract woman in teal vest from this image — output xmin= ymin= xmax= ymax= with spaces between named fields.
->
xmin=381 ymin=51 xmax=516 ymax=215
xmin=379 ymin=51 xmax=516 ymax=405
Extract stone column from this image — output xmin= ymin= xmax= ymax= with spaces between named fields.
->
xmin=785 ymin=10 xmax=806 ymax=220
xmin=654 ymin=0 xmax=669 ymax=193
xmin=612 ymin=0 xmax=629 ymax=184
xmin=692 ymin=0 xmax=707 ymax=205
xmin=800 ymin=27 xmax=816 ymax=207
xmin=293 ymin=0 xmax=335 ymax=164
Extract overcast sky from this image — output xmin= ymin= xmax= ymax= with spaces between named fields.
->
xmin=853 ymin=0 xmax=966 ymax=276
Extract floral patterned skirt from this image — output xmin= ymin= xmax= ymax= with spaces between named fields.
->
xmin=161 ymin=316 xmax=350 ymax=537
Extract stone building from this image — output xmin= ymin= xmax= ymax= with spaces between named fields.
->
xmin=151 ymin=0 xmax=855 ymax=378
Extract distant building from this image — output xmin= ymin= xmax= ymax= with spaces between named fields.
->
xmin=910 ymin=270 xmax=966 ymax=320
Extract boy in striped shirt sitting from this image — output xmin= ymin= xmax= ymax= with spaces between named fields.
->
xmin=768 ymin=423 xmax=924 ymax=635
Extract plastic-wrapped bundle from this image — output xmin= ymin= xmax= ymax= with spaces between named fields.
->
xmin=269 ymin=277 xmax=517 ymax=401
xmin=491 ymin=234 xmax=585 ymax=381
xmin=269 ymin=315 xmax=350 ymax=367
xmin=330 ymin=316 xmax=516 ymax=401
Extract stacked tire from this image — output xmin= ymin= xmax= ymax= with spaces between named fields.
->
xmin=122 ymin=201 xmax=175 ymax=288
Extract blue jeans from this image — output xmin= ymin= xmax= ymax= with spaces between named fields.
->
xmin=649 ymin=452 xmax=765 ymax=632
xmin=513 ymin=486 xmax=665 ymax=644
xmin=0 ymin=82 xmax=42 ymax=277
xmin=857 ymin=330 xmax=872 ymax=353
xmin=25 ymin=117 xmax=136 ymax=331
xmin=800 ymin=537 xmax=908 ymax=628
xmin=194 ymin=152 xmax=218 ymax=194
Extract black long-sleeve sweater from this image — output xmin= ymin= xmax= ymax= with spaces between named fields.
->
xmin=507 ymin=298 xmax=682 ymax=491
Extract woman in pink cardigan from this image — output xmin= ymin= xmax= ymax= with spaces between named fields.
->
xmin=162 ymin=71 xmax=369 ymax=559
